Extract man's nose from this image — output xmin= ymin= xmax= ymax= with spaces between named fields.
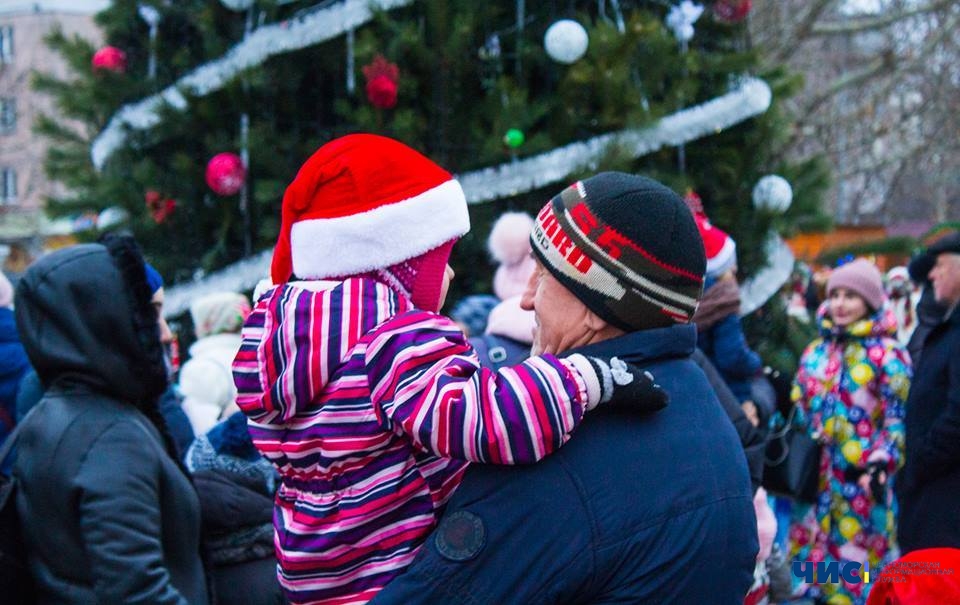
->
xmin=519 ymin=273 xmax=537 ymax=311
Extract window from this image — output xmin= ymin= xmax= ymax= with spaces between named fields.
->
xmin=1 ymin=168 xmax=16 ymax=204
xmin=0 ymin=26 xmax=12 ymax=64
xmin=0 ymin=98 xmax=14 ymax=133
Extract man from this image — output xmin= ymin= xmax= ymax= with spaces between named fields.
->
xmin=897 ymin=232 xmax=960 ymax=553
xmin=371 ymin=172 xmax=758 ymax=604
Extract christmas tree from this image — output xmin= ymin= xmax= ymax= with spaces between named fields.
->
xmin=34 ymin=0 xmax=829 ymax=312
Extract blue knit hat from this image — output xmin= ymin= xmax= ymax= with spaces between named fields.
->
xmin=144 ymin=262 xmax=163 ymax=295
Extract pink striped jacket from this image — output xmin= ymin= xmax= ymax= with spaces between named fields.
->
xmin=233 ymin=277 xmax=590 ymax=605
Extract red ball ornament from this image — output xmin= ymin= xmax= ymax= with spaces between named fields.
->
xmin=714 ymin=0 xmax=752 ymax=24
xmin=362 ymin=55 xmax=399 ymax=109
xmin=205 ymin=152 xmax=246 ymax=196
xmin=92 ymin=46 xmax=127 ymax=73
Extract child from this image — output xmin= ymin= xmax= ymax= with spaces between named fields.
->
xmin=233 ymin=134 xmax=664 ymax=605
xmin=691 ymin=210 xmax=764 ymax=424
xmin=787 ymin=258 xmax=910 ymax=605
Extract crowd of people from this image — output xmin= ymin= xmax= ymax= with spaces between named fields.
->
xmin=0 ymin=133 xmax=958 ymax=605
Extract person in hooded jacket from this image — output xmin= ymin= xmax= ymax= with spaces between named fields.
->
xmin=12 ymin=236 xmax=209 ymax=605
xmin=786 ymin=258 xmax=910 ymax=605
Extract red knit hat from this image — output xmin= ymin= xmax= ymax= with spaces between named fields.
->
xmin=694 ymin=213 xmax=737 ymax=279
xmin=272 ymin=134 xmax=470 ymax=310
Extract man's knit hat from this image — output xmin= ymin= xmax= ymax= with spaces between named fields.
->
xmin=827 ymin=258 xmax=886 ymax=311
xmin=694 ymin=213 xmax=737 ymax=279
xmin=530 ymin=172 xmax=705 ymax=330
xmin=271 ymin=134 xmax=470 ymax=310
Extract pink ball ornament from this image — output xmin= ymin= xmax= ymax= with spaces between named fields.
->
xmin=205 ymin=152 xmax=246 ymax=196
xmin=92 ymin=46 xmax=127 ymax=73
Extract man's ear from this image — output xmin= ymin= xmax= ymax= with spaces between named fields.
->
xmin=583 ymin=307 xmax=609 ymax=332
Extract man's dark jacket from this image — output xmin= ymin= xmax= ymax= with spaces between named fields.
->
xmin=897 ymin=302 xmax=960 ymax=553
xmin=371 ymin=324 xmax=758 ymax=605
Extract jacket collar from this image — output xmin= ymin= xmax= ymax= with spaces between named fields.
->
xmin=563 ymin=324 xmax=697 ymax=365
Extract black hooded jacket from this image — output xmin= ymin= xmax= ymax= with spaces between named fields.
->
xmin=13 ymin=243 xmax=209 ymax=604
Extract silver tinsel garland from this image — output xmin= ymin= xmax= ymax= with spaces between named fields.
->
xmin=458 ymin=76 xmax=771 ymax=204
xmin=92 ymin=0 xmax=415 ymax=169
xmin=164 ymin=77 xmax=776 ymax=317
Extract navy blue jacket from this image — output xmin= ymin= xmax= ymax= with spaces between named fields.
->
xmin=0 ymin=307 xmax=30 ymax=443
xmin=371 ymin=324 xmax=757 ymax=605
xmin=897 ymin=303 xmax=960 ymax=553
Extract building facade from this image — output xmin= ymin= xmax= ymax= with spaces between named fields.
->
xmin=0 ymin=4 xmax=102 ymax=272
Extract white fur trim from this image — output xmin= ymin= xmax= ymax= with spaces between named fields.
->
xmin=706 ymin=237 xmax=737 ymax=278
xmin=290 ymin=179 xmax=470 ymax=278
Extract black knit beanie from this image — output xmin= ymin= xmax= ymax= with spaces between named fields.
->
xmin=530 ymin=172 xmax=706 ymax=330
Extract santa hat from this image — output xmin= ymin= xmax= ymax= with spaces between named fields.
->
xmin=488 ymin=211 xmax=537 ymax=301
xmin=271 ymin=134 xmax=470 ymax=310
xmin=694 ymin=213 xmax=737 ymax=279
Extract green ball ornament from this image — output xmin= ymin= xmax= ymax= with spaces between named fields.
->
xmin=503 ymin=128 xmax=525 ymax=149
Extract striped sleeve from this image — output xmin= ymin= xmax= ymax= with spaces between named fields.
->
xmin=363 ymin=310 xmax=589 ymax=464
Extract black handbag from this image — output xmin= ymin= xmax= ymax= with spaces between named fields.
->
xmin=763 ymin=405 xmax=822 ymax=504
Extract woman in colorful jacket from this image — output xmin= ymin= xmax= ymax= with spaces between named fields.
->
xmin=233 ymin=134 xmax=665 ymax=605
xmin=787 ymin=259 xmax=911 ymax=605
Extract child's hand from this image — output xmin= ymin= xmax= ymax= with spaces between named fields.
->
xmin=587 ymin=356 xmax=669 ymax=413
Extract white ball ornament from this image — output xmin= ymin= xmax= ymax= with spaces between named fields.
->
xmin=752 ymin=175 xmax=793 ymax=213
xmin=544 ymin=20 xmax=589 ymax=64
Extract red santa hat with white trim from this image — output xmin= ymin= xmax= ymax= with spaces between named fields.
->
xmin=271 ymin=134 xmax=470 ymax=310
xmin=694 ymin=213 xmax=737 ymax=279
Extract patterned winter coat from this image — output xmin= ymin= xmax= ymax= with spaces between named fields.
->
xmin=787 ymin=303 xmax=911 ymax=605
xmin=233 ymin=277 xmax=591 ymax=605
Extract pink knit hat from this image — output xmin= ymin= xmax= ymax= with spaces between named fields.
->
xmin=827 ymin=258 xmax=886 ymax=311
xmin=489 ymin=211 xmax=537 ymax=301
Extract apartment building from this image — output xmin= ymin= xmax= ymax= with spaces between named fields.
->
xmin=0 ymin=2 xmax=104 ymax=271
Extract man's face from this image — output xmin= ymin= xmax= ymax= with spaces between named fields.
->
xmin=520 ymin=258 xmax=596 ymax=356
xmin=929 ymin=253 xmax=960 ymax=307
